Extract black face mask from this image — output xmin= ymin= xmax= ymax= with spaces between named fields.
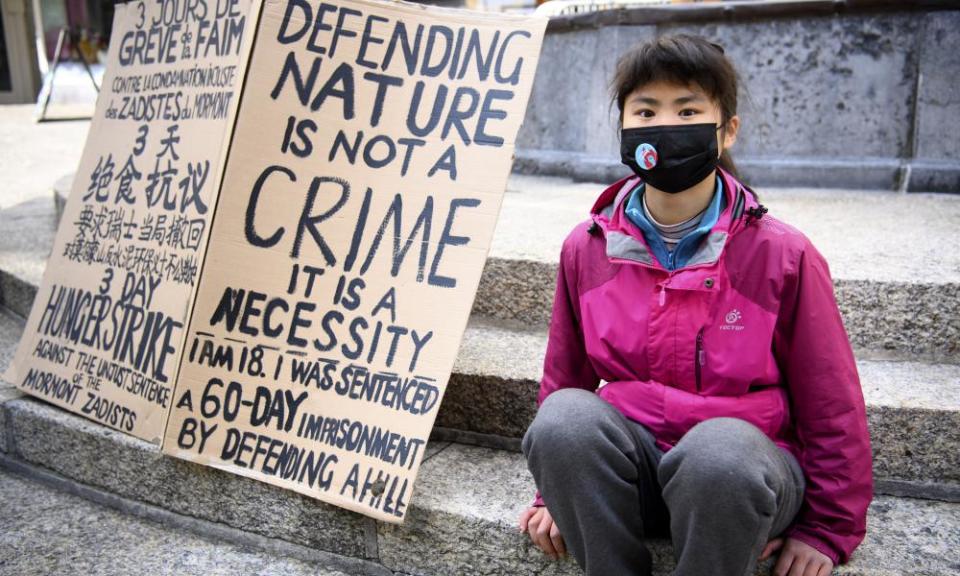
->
xmin=620 ymin=123 xmax=721 ymax=194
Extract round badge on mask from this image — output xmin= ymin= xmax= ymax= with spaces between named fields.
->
xmin=635 ymin=143 xmax=658 ymax=170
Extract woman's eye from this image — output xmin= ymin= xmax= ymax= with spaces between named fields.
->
xmin=634 ymin=109 xmax=654 ymax=118
xmin=679 ymin=109 xmax=699 ymax=117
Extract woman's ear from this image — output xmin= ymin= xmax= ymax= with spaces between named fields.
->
xmin=722 ymin=115 xmax=740 ymax=150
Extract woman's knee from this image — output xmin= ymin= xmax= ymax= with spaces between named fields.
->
xmin=670 ymin=417 xmax=770 ymax=462
xmin=522 ymin=388 xmax=614 ymax=458
xmin=658 ymin=418 xmax=777 ymax=507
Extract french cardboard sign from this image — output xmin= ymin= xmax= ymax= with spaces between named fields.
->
xmin=2 ymin=0 xmax=251 ymax=443
xmin=161 ymin=0 xmax=546 ymax=521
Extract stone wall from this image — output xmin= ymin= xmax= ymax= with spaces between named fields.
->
xmin=514 ymin=0 xmax=960 ymax=192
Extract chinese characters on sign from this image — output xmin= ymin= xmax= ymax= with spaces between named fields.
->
xmin=4 ymin=0 xmax=251 ymax=442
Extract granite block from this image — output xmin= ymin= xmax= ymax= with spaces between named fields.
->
xmin=378 ymin=443 xmax=960 ymax=576
xmin=6 ymin=398 xmax=373 ymax=559
xmin=439 ymin=318 xmax=960 ymax=488
xmin=0 ymin=469 xmax=358 ymax=576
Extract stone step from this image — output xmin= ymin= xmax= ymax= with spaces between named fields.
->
xmin=1 ymin=397 xmax=957 ymax=576
xmin=436 ymin=316 xmax=960 ymax=495
xmin=0 ymin=195 xmax=55 ymax=320
xmin=387 ymin=442 xmax=960 ymax=576
xmin=0 ymin=467 xmax=386 ymax=576
xmin=473 ymin=175 xmax=960 ymax=360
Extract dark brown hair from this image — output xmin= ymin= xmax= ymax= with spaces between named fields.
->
xmin=610 ymin=34 xmax=742 ymax=180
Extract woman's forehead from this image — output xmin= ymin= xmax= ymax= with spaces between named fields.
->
xmin=626 ymin=80 xmax=710 ymax=104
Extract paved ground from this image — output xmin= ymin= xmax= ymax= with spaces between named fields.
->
xmin=496 ymin=174 xmax=960 ymax=284
xmin=0 ymin=468 xmax=355 ymax=576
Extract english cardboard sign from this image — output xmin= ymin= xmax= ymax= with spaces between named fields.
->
xmin=161 ymin=0 xmax=546 ymax=521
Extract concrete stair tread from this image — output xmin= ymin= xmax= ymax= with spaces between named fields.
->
xmin=396 ymin=441 xmax=960 ymax=575
xmin=0 ymin=196 xmax=55 ymax=322
xmin=442 ymin=316 xmax=960 ymax=489
xmin=0 ymin=195 xmax=57 ymax=290
xmin=0 ymin=468 xmax=357 ymax=576
xmin=455 ymin=316 xmax=960 ymax=410
xmin=494 ymin=174 xmax=960 ymax=285
xmin=29 ymin=171 xmax=960 ymax=287
xmin=0 ymin=305 xmax=25 ymax=381
xmin=476 ymin=177 xmax=960 ymax=359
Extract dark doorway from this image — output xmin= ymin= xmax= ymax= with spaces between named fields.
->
xmin=0 ymin=8 xmax=13 ymax=92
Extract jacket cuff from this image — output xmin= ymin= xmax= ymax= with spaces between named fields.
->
xmin=784 ymin=527 xmax=842 ymax=566
xmin=532 ymin=491 xmax=545 ymax=507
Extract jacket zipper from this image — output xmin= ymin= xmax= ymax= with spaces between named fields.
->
xmin=695 ymin=327 xmax=705 ymax=392
xmin=658 ymin=268 xmax=678 ymax=307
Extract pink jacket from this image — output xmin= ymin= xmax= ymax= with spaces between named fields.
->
xmin=531 ymin=167 xmax=872 ymax=566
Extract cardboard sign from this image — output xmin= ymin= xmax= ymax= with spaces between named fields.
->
xmin=161 ymin=0 xmax=546 ymax=521
xmin=3 ymin=0 xmax=251 ymax=443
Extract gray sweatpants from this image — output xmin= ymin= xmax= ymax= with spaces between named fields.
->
xmin=522 ymin=388 xmax=806 ymax=576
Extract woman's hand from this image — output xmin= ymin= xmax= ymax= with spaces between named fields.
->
xmin=760 ymin=537 xmax=834 ymax=576
xmin=519 ymin=505 xmax=567 ymax=560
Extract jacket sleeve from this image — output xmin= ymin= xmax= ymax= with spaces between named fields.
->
xmin=773 ymin=241 xmax=873 ymax=565
xmin=531 ymin=228 xmax=601 ymax=507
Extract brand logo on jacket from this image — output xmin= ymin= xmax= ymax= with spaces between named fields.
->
xmin=720 ymin=309 xmax=744 ymax=331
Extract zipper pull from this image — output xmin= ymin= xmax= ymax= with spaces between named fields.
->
xmin=696 ymin=330 xmax=705 ymax=365
xmin=695 ymin=329 xmax=705 ymax=392
xmin=659 ymin=284 xmax=666 ymax=307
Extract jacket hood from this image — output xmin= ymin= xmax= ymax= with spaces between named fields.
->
xmin=588 ymin=166 xmax=763 ymax=270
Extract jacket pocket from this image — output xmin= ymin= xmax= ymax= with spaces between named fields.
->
xmin=752 ymin=386 xmax=790 ymax=439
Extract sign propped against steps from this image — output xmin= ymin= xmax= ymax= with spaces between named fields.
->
xmin=160 ymin=0 xmax=546 ymax=521
xmin=2 ymin=0 xmax=252 ymax=443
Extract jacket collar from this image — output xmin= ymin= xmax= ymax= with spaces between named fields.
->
xmin=589 ymin=167 xmax=758 ymax=270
